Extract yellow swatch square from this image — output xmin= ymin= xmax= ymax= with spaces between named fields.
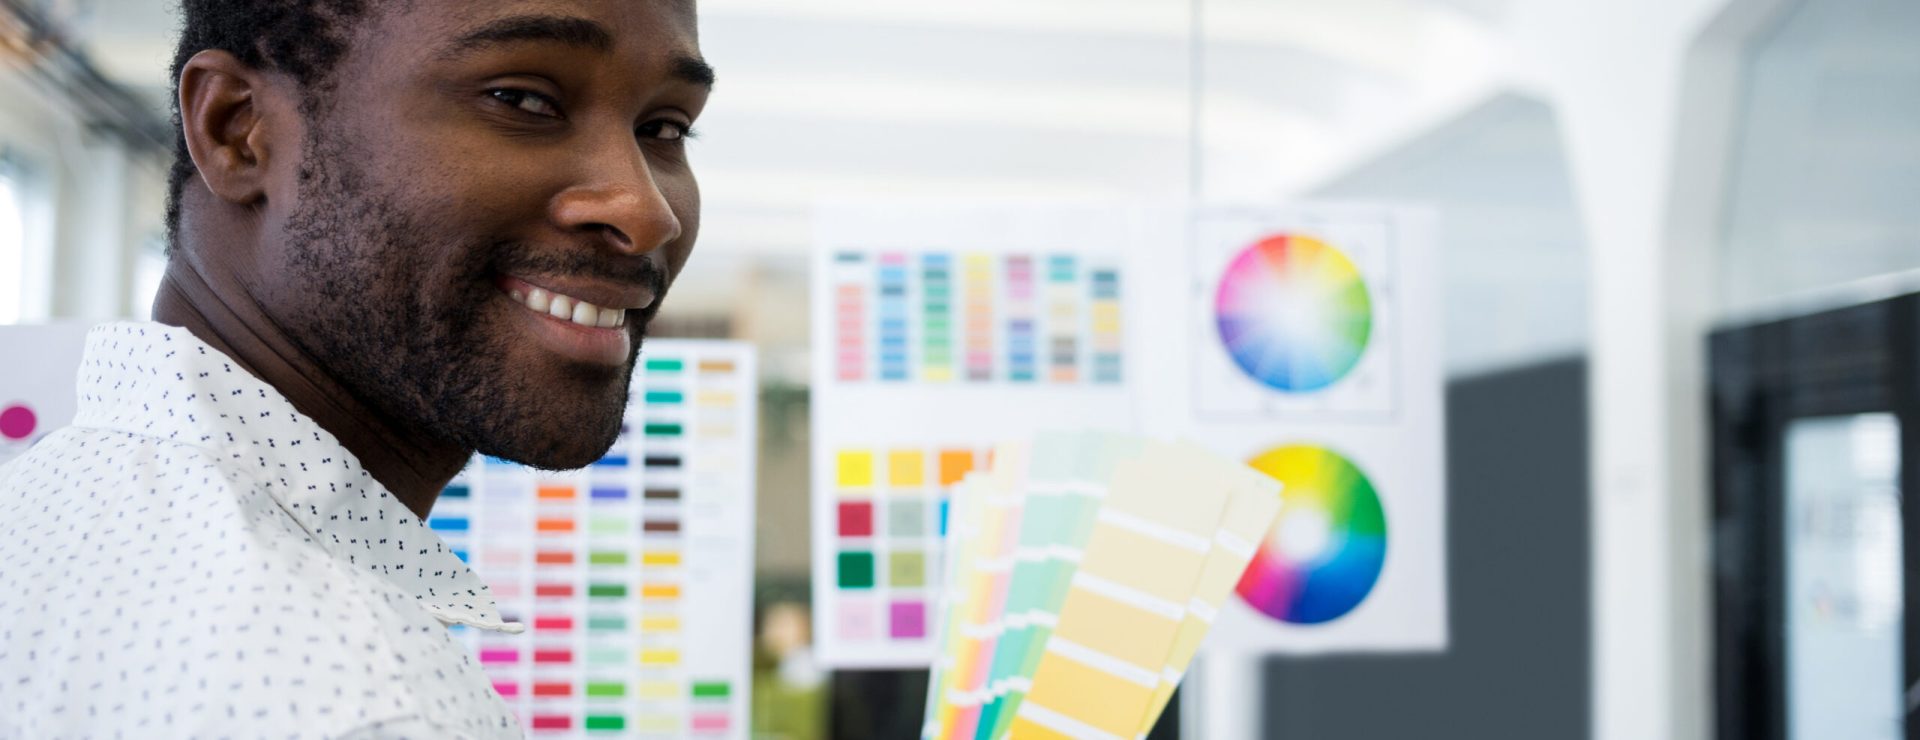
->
xmin=837 ymin=450 xmax=875 ymax=489
xmin=888 ymin=450 xmax=926 ymax=488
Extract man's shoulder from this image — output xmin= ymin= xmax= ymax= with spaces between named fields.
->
xmin=0 ymin=352 xmax=517 ymax=739
xmin=2 ymin=423 xmax=272 ymax=505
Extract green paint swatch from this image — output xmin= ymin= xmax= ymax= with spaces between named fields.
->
xmin=589 ymin=516 xmax=627 ymax=535
xmin=585 ymin=715 xmax=625 ymax=731
xmin=586 ymin=682 xmax=626 ymax=698
xmin=837 ymin=551 xmax=875 ymax=589
xmin=589 ymin=551 xmax=628 ymax=566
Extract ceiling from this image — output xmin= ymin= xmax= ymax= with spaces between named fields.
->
xmin=53 ymin=0 xmax=1509 ymax=258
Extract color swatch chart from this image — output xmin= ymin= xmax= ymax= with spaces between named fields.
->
xmin=430 ymin=341 xmax=756 ymax=738
xmin=829 ymin=250 xmax=1125 ymax=385
xmin=823 ymin=445 xmax=988 ymax=668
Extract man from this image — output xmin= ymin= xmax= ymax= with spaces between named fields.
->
xmin=0 ymin=1 xmax=712 ymax=736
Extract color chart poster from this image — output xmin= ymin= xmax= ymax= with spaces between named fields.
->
xmin=1177 ymin=204 xmax=1448 ymax=654
xmin=810 ymin=201 xmax=1142 ymax=668
xmin=431 ymin=341 xmax=757 ymax=738
xmin=0 ymin=323 xmax=91 ymax=466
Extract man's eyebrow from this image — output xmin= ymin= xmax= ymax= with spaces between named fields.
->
xmin=440 ymin=14 xmax=615 ymax=59
xmin=438 ymin=14 xmax=715 ymax=91
xmin=671 ymin=54 xmax=717 ymax=90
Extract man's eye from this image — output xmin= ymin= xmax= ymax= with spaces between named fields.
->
xmin=489 ymin=89 xmax=562 ymax=118
xmin=638 ymin=120 xmax=694 ymax=142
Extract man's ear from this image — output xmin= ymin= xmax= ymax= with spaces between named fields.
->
xmin=177 ymin=50 xmax=281 ymax=207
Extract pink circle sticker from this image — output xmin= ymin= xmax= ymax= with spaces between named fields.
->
xmin=0 ymin=404 xmax=36 ymax=441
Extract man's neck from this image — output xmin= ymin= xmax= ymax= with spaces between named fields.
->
xmin=151 ymin=261 xmax=466 ymax=520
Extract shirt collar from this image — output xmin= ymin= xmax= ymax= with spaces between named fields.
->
xmin=72 ymin=321 xmax=522 ymax=633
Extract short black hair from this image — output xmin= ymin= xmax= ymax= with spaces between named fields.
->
xmin=165 ymin=0 xmax=377 ymax=253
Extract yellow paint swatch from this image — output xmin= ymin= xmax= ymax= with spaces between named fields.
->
xmin=642 ymin=550 xmax=682 ymax=567
xmin=640 ymin=616 xmax=682 ymax=632
xmin=636 ymin=681 xmax=679 ymax=700
xmin=639 ymin=649 xmax=681 ymax=666
xmin=888 ymin=450 xmax=926 ymax=487
xmin=837 ymin=450 xmax=875 ymax=489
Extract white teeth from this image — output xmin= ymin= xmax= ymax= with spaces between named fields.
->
xmin=511 ymin=282 xmax=625 ymax=329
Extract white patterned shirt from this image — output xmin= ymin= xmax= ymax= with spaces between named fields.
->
xmin=0 ymin=322 xmax=526 ymax=739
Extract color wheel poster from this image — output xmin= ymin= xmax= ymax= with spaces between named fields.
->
xmin=809 ymin=201 xmax=1141 ymax=668
xmin=1178 ymin=204 xmax=1447 ymax=653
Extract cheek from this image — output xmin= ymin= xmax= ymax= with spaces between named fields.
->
xmin=663 ymin=173 xmax=701 ymax=275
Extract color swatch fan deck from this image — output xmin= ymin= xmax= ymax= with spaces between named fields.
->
xmin=921 ymin=432 xmax=1282 ymax=740
xmin=430 ymin=342 xmax=756 ymax=739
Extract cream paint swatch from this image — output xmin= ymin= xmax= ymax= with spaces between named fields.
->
xmin=1132 ymin=459 xmax=1282 ymax=738
xmin=1008 ymin=442 xmax=1233 ymax=739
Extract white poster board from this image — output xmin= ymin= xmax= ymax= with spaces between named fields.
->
xmin=809 ymin=201 xmax=1447 ymax=668
xmin=1176 ymin=205 xmax=1449 ymax=654
xmin=809 ymin=202 xmax=1142 ymax=668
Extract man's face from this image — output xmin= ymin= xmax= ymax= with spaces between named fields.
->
xmin=260 ymin=0 xmax=710 ymax=469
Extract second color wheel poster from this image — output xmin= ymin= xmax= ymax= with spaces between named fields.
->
xmin=1235 ymin=444 xmax=1387 ymax=625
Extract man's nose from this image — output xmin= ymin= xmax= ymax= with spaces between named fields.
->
xmin=548 ymin=151 xmax=683 ymax=254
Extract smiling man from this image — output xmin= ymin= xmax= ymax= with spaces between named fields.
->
xmin=0 ymin=1 xmax=709 ymax=737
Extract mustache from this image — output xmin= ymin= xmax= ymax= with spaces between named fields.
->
xmin=490 ymin=247 xmax=670 ymax=303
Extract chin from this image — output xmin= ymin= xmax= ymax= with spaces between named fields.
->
xmin=471 ymin=396 xmax=627 ymax=471
xmin=490 ymin=431 xmax=620 ymax=471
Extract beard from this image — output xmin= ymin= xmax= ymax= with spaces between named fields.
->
xmin=274 ymin=125 xmax=651 ymax=470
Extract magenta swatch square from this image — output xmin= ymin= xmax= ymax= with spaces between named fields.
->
xmin=889 ymin=600 xmax=926 ymax=639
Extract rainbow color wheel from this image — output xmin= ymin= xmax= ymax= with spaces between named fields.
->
xmin=1235 ymin=445 xmax=1386 ymax=625
xmin=1214 ymin=234 xmax=1372 ymax=392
